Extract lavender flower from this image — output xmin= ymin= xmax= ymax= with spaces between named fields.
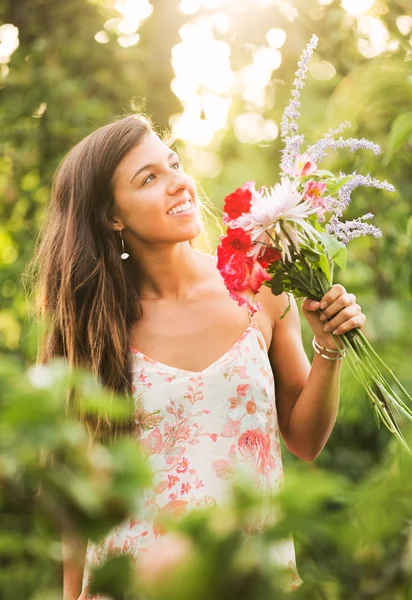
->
xmin=325 ymin=172 xmax=395 ymax=217
xmin=305 ymin=122 xmax=350 ymax=162
xmin=326 ymin=214 xmax=382 ymax=244
xmin=278 ymin=35 xmax=396 ymax=247
xmin=306 ymin=121 xmax=381 ymax=163
xmin=280 ymin=34 xmax=318 ymax=171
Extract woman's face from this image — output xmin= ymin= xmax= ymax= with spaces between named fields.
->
xmin=111 ymin=130 xmax=201 ymax=246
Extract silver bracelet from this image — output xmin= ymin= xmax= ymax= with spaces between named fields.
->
xmin=313 ymin=336 xmax=344 ymax=354
xmin=312 ymin=337 xmax=345 ymax=361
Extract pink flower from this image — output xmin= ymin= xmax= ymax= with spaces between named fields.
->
xmin=176 ymin=457 xmax=189 ymax=473
xmin=303 ymin=180 xmax=327 ymax=212
xmin=140 ymin=427 xmax=163 ymax=455
xmin=236 ymin=384 xmax=249 ymax=397
xmin=167 ymin=474 xmax=180 ymax=489
xmin=237 ymin=428 xmax=274 ymax=474
xmin=180 ymin=482 xmax=191 ymax=495
xmin=284 ymin=153 xmax=318 ymax=177
xmin=194 ymin=477 xmax=204 ymax=490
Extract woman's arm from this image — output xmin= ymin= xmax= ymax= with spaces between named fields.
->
xmin=62 ymin=530 xmax=87 ymax=600
xmin=261 ymin=285 xmax=364 ymax=461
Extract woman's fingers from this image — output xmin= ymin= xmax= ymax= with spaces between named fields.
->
xmin=318 ymin=285 xmax=365 ymax=334
xmin=320 ymin=292 xmax=356 ymax=320
xmin=322 ymin=303 xmax=364 ymax=334
xmin=318 ymin=284 xmax=347 ymax=309
xmin=331 ymin=314 xmax=366 ymax=335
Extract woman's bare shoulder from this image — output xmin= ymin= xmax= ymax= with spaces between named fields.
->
xmin=195 ymin=250 xmax=216 ymax=267
xmin=256 ymin=286 xmax=296 ymax=329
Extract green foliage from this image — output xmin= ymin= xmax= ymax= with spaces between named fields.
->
xmin=0 ymin=355 xmax=151 ymax=599
xmin=318 ymin=233 xmax=347 ymax=272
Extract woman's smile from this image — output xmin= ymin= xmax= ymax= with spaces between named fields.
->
xmin=166 ymin=199 xmax=194 ymax=216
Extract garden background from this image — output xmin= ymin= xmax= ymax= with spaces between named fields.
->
xmin=1 ymin=0 xmax=412 ymax=598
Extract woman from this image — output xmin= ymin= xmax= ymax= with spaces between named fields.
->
xmin=31 ymin=114 xmax=365 ymax=599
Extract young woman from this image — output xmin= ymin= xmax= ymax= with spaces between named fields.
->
xmin=31 ymin=114 xmax=365 ymax=599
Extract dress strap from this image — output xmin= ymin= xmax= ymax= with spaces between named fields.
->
xmin=246 ymin=305 xmax=258 ymax=326
xmin=246 ymin=305 xmax=269 ymax=353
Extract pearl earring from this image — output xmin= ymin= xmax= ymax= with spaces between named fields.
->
xmin=118 ymin=230 xmax=129 ymax=260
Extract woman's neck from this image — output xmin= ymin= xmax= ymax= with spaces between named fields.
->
xmin=131 ymin=242 xmax=205 ymax=301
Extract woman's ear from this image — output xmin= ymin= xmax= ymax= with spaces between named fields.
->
xmin=110 ymin=218 xmax=125 ymax=232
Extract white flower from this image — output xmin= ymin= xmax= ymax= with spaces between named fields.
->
xmin=235 ymin=177 xmax=321 ymax=261
xmin=228 ymin=400 xmax=266 ymax=430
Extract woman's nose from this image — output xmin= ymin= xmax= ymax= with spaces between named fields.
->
xmin=167 ymin=169 xmax=191 ymax=195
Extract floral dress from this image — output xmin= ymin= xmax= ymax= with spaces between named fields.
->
xmin=81 ymin=309 xmax=302 ymax=597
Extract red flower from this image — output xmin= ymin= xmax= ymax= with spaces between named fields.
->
xmin=217 ymin=250 xmax=253 ymax=291
xmin=217 ymin=249 xmax=271 ymax=313
xmin=247 ymin=260 xmax=271 ymax=294
xmin=223 ymin=181 xmax=256 ymax=220
xmin=220 ymin=228 xmax=252 ymax=254
xmin=257 ymin=246 xmax=282 ymax=268
xmin=228 ymin=261 xmax=271 ymax=313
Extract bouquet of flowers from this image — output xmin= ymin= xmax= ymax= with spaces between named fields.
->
xmin=217 ymin=35 xmax=412 ymax=450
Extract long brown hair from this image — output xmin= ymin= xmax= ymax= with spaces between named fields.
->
xmin=27 ymin=115 xmax=154 ymax=438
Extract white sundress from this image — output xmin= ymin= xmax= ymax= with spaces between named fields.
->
xmin=81 ymin=308 xmax=302 ymax=597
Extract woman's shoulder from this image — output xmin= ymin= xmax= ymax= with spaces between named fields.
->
xmin=196 ymin=249 xmax=294 ymax=332
xmin=194 ymin=250 xmax=221 ymax=283
xmin=257 ymin=286 xmax=298 ymax=325
xmin=195 ymin=250 xmax=216 ymax=267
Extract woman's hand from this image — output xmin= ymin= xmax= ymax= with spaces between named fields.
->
xmin=301 ymin=284 xmax=366 ymax=349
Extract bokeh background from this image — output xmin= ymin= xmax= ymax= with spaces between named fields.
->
xmin=1 ymin=0 xmax=412 ymax=598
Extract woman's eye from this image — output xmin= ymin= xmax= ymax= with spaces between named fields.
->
xmin=143 ymin=173 xmax=156 ymax=185
xmin=172 ymin=161 xmax=181 ymax=170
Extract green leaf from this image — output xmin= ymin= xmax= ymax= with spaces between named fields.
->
xmin=280 ymin=294 xmax=292 ymax=320
xmin=325 ymin=175 xmax=352 ymax=195
xmin=271 ymin=273 xmax=284 ymax=296
xmin=301 ymin=248 xmax=320 ymax=263
xmin=315 ymin=169 xmax=336 ymax=177
xmin=318 ymin=253 xmax=332 ymax=282
xmin=384 ymin=112 xmax=412 ymax=166
xmin=319 ymin=232 xmax=347 ymax=271
xmin=315 ymin=272 xmax=332 ymax=295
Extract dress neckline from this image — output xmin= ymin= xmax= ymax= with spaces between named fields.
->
xmin=129 ymin=323 xmax=256 ymax=376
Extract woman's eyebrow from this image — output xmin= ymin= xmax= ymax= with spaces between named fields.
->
xmin=129 ymin=151 xmax=178 ymax=184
